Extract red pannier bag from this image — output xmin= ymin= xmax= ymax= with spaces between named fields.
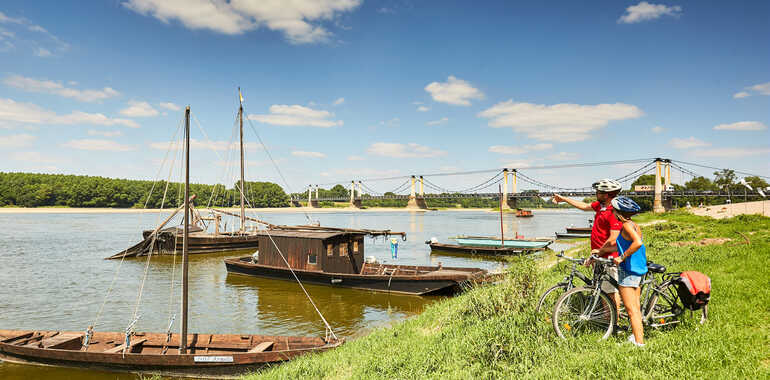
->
xmin=677 ymin=271 xmax=711 ymax=310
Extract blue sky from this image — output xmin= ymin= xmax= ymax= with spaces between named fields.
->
xmin=1 ymin=0 xmax=768 ymax=193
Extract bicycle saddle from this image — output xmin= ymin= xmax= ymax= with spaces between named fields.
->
xmin=647 ymin=262 xmax=666 ymax=273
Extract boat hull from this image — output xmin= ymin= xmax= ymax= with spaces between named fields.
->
xmin=224 ymin=258 xmax=485 ymax=296
xmin=427 ymin=242 xmax=544 ymax=256
xmin=0 ymin=330 xmax=340 ymax=379
xmin=555 ymin=232 xmax=591 ymax=239
xmin=454 ymin=237 xmax=552 ymax=249
xmin=565 ymin=227 xmax=592 ymax=234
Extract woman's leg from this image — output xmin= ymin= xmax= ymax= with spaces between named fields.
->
xmin=619 ymin=285 xmax=644 ymax=344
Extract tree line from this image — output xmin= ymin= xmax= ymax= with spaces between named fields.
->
xmin=0 ymin=172 xmax=290 ymax=208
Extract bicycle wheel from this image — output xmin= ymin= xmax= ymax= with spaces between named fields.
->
xmin=536 ymin=284 xmax=569 ymax=316
xmin=644 ymin=283 xmax=683 ymax=327
xmin=552 ymin=287 xmax=616 ymax=340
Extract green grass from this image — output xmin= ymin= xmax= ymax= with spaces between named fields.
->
xmin=244 ymin=211 xmax=770 ymax=379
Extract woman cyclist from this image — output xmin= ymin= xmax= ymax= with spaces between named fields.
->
xmin=597 ymin=196 xmax=647 ymax=347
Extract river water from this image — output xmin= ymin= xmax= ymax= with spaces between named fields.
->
xmin=0 ymin=209 xmax=588 ymax=379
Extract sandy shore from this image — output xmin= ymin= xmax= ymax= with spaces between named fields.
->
xmin=0 ymin=206 xmax=573 ymax=214
xmin=689 ymin=200 xmax=770 ymax=219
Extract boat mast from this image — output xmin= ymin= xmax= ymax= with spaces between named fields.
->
xmin=180 ymin=106 xmax=190 ymax=354
xmin=239 ymin=88 xmax=245 ymax=233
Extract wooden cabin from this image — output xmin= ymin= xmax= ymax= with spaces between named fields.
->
xmin=254 ymin=230 xmax=367 ymax=274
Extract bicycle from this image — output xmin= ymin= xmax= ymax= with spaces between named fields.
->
xmin=551 ymin=255 xmax=707 ymax=340
xmin=535 ymin=252 xmax=592 ymax=314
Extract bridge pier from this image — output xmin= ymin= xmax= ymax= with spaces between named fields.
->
xmin=406 ymin=175 xmax=428 ymax=210
xmin=653 ymin=159 xmax=666 ymax=213
xmin=349 ymin=181 xmax=362 ymax=208
xmin=505 ymin=169 xmax=518 ymax=209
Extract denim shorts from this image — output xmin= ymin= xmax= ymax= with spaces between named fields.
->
xmin=618 ymin=267 xmax=642 ymax=288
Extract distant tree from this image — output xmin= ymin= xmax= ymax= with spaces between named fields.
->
xmin=743 ymin=176 xmax=769 ymax=190
xmin=329 ymin=184 xmax=349 ymax=198
xmin=684 ymin=176 xmax=717 ymax=191
xmin=713 ymin=169 xmax=737 ymax=189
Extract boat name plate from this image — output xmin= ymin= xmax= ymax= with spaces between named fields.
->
xmin=194 ymin=356 xmax=234 ymax=363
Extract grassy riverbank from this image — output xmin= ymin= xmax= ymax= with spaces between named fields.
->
xmin=246 ymin=211 xmax=769 ymax=379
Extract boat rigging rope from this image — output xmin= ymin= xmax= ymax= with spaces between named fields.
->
xmin=129 ymin=132 xmax=179 ymax=329
xmin=90 ymin=115 xmax=184 ymax=331
xmin=245 ymin=116 xmax=314 ymax=224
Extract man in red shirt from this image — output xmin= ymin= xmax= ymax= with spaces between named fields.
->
xmin=553 ymin=179 xmax=623 ymax=310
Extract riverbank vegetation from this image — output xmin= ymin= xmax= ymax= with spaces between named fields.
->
xmin=0 ymin=172 xmax=290 ymax=208
xmin=247 ymin=211 xmax=769 ymax=379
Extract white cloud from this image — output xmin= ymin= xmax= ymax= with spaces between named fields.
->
xmin=149 ymin=138 xmax=260 ymax=151
xmin=417 ymin=105 xmax=430 ymax=112
xmin=34 ymin=47 xmax=51 ymax=57
xmin=0 ymin=11 xmax=69 ymax=55
xmin=502 ymin=160 xmax=534 ymax=169
xmin=732 ymin=91 xmax=750 ymax=99
xmin=713 ymin=121 xmax=767 ymax=131
xmin=158 ymin=102 xmax=181 ymax=111
xmin=332 ymin=97 xmax=345 ymax=106
xmin=119 ymin=100 xmax=159 ymax=117
xmin=3 ymin=75 xmax=120 ymax=102
xmin=292 ymin=150 xmax=326 ymax=158
xmin=478 ymin=100 xmax=643 ymax=142
xmin=424 ymin=76 xmax=484 ymax=106
xmin=669 ymin=137 xmax=711 ymax=149
xmin=0 ymin=133 xmax=36 ymax=147
xmin=367 ymin=142 xmax=447 ymax=158
xmin=0 ymin=98 xmax=139 ymax=128
xmin=618 ymin=2 xmax=682 ymax=24
xmin=248 ymin=104 xmax=342 ymax=127
xmin=548 ymin=152 xmax=580 ymax=161
xmin=426 ymin=117 xmax=448 ymax=126
xmin=379 ymin=117 xmax=400 ymax=127
xmin=488 ymin=143 xmax=552 ymax=155
xmin=62 ymin=139 xmax=136 ymax=151
xmin=88 ymin=129 xmax=123 ymax=137
xmin=10 ymin=151 xmax=57 ymax=163
xmin=122 ymin=0 xmax=362 ymax=44
xmin=692 ymin=147 xmax=770 ymax=158
xmin=651 ymin=126 xmax=665 ymax=133
xmin=748 ymin=82 xmax=770 ymax=95
xmin=347 ymin=155 xmax=364 ymax=161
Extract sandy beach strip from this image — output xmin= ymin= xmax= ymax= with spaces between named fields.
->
xmin=0 ymin=206 xmax=572 ymax=214
xmin=689 ymin=200 xmax=770 ymax=219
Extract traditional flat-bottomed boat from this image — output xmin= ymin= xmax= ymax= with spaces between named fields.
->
xmin=426 ymin=240 xmax=546 ymax=256
xmin=225 ymin=230 xmax=487 ymax=295
xmin=555 ymin=231 xmax=591 ymax=239
xmin=452 ymin=236 xmax=553 ymax=249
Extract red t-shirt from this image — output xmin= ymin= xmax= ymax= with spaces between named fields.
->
xmin=591 ymin=201 xmax=622 ymax=258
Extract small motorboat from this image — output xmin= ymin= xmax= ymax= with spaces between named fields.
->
xmin=515 ymin=209 xmax=534 ymax=217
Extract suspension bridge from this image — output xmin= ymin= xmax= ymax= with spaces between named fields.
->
xmin=290 ymin=158 xmax=768 ymax=213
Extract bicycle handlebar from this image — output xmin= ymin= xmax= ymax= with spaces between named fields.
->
xmin=589 ymin=254 xmax=616 ymax=265
xmin=556 ymin=252 xmax=585 ymax=265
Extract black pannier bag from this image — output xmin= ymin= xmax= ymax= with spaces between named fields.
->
xmin=676 ymin=271 xmax=711 ymax=310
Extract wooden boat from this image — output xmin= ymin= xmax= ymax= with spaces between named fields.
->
xmin=0 ymin=330 xmax=340 ymax=378
xmin=515 ymin=209 xmax=534 ymax=217
xmin=555 ymin=231 xmax=591 ymax=239
xmin=565 ymin=226 xmax=592 ymax=234
xmin=426 ymin=241 xmax=546 ymax=256
xmin=224 ymin=230 xmax=487 ymax=296
xmin=110 ymin=96 xmax=263 ymax=259
xmin=1 ymin=106 xmax=340 ymax=377
xmin=452 ymin=236 xmax=553 ymax=249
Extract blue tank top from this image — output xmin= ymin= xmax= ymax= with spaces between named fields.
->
xmin=616 ymin=230 xmax=648 ymax=276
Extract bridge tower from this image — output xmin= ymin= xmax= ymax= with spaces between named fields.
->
xmin=653 ymin=158 xmax=666 ymax=213
xmin=308 ymin=185 xmax=320 ymax=208
xmin=349 ymin=181 xmax=362 ymax=208
xmin=507 ymin=169 xmax=518 ymax=209
xmin=406 ymin=175 xmax=428 ymax=210
xmin=501 ymin=169 xmax=512 ymax=210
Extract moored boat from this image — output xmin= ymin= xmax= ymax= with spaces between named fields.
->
xmin=426 ymin=241 xmax=545 ymax=256
xmin=565 ymin=226 xmax=592 ymax=234
xmin=555 ymin=231 xmax=591 ymax=239
xmin=453 ymin=236 xmax=553 ymax=249
xmin=225 ymin=230 xmax=487 ymax=295
xmin=515 ymin=209 xmax=534 ymax=217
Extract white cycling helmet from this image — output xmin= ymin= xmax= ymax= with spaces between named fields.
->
xmin=592 ymin=178 xmax=622 ymax=192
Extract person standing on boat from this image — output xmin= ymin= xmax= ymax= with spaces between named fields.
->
xmin=552 ymin=179 xmax=623 ymax=311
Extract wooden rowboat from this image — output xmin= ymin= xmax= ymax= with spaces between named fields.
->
xmin=565 ymin=226 xmax=592 ymax=234
xmin=0 ymin=330 xmax=340 ymax=378
xmin=426 ymin=241 xmax=546 ymax=256
xmin=555 ymin=231 xmax=591 ymax=239
xmin=452 ymin=236 xmax=553 ymax=249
